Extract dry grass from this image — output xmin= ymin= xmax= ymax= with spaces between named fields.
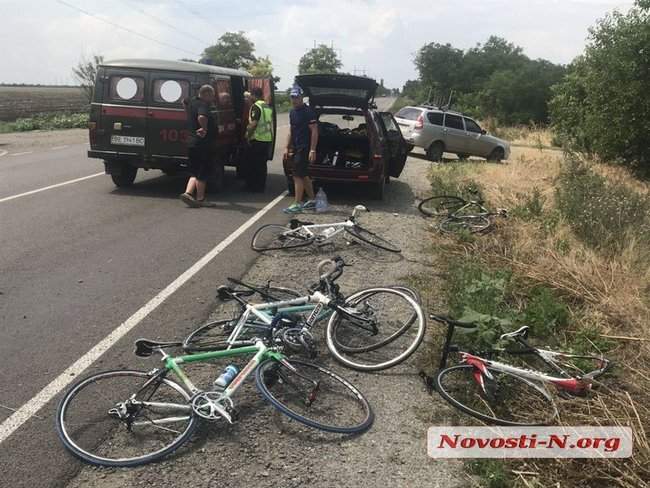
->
xmin=424 ymin=144 xmax=650 ymax=487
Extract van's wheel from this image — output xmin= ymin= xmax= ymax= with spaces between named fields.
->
xmin=245 ymin=161 xmax=267 ymax=192
xmin=110 ymin=163 xmax=138 ymax=187
xmin=208 ymin=163 xmax=225 ymax=192
xmin=426 ymin=142 xmax=444 ymax=162
xmin=162 ymin=168 xmax=178 ymax=177
xmin=385 ymin=175 xmax=390 ymax=184
xmin=286 ymin=177 xmax=295 ymax=196
xmin=487 ymin=147 xmax=505 ymax=163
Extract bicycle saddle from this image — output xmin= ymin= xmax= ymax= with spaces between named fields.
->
xmin=499 ymin=326 xmax=529 ymax=341
xmin=134 ymin=339 xmax=183 ymax=357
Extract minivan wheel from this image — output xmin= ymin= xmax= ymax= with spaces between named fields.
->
xmin=426 ymin=142 xmax=444 ymax=162
xmin=110 ymin=163 xmax=138 ymax=187
xmin=245 ymin=161 xmax=267 ymax=192
xmin=487 ymin=147 xmax=505 ymax=163
xmin=208 ymin=163 xmax=225 ymax=192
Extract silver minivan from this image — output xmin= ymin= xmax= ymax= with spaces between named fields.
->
xmin=394 ymin=105 xmax=510 ymax=162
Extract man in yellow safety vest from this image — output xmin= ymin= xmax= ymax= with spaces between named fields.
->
xmin=244 ymin=87 xmax=273 ymax=191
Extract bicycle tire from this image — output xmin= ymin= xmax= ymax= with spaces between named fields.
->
xmin=56 ymin=370 xmax=198 ymax=467
xmin=330 ymin=286 xmax=422 ymax=354
xmin=326 ymin=287 xmax=426 ymax=371
xmin=436 ymin=364 xmax=558 ymax=426
xmin=418 ymin=195 xmax=466 ymax=217
xmin=439 ymin=215 xmax=492 ymax=234
xmin=251 ymin=224 xmax=314 ymax=251
xmin=345 ymin=225 xmax=401 ymax=253
xmin=255 ymin=358 xmax=374 ymax=434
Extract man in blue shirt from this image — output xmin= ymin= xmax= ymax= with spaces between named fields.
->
xmin=283 ymin=85 xmax=318 ymax=213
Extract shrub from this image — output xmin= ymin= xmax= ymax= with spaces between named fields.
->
xmin=555 ymin=159 xmax=650 ymax=255
xmin=1 ymin=112 xmax=88 ymax=132
xmin=429 ymin=165 xmax=486 ymax=203
xmin=550 ymin=1 xmax=650 ymax=170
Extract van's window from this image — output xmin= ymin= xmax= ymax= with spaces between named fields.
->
xmin=110 ymin=76 xmax=144 ymax=102
xmin=427 ymin=112 xmax=444 ymax=126
xmin=215 ymin=80 xmax=233 ymax=109
xmin=395 ymin=107 xmax=421 ymax=121
xmin=153 ymin=79 xmax=189 ymax=104
xmin=464 ymin=118 xmax=482 ymax=133
xmin=444 ymin=114 xmax=464 ymax=131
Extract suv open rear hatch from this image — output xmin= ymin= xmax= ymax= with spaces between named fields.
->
xmin=295 ymin=74 xmax=378 ymax=110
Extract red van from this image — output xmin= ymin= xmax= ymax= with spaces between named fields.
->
xmin=87 ymin=59 xmax=275 ymax=190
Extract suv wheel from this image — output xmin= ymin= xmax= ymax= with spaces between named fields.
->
xmin=369 ymin=178 xmax=385 ymax=200
xmin=487 ymin=147 xmax=505 ymax=163
xmin=426 ymin=142 xmax=444 ymax=162
xmin=110 ymin=163 xmax=138 ymax=187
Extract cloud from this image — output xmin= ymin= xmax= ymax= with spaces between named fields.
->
xmin=0 ymin=0 xmax=636 ymax=87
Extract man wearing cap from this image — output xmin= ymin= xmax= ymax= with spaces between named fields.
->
xmin=283 ymin=85 xmax=318 ymax=213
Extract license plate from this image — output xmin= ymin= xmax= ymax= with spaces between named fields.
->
xmin=111 ymin=135 xmax=145 ymax=147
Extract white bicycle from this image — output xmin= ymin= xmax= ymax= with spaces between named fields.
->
xmin=251 ymin=205 xmax=401 ymax=253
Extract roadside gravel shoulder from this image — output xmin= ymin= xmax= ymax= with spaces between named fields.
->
xmin=65 ymin=154 xmax=464 ymax=488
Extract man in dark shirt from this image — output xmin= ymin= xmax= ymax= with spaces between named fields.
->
xmin=180 ymin=84 xmax=218 ymax=208
xmin=283 ymin=85 xmax=318 ymax=214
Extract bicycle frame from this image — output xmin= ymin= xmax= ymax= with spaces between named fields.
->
xmin=224 ymin=291 xmax=334 ymax=347
xmin=133 ymin=341 xmax=287 ymax=425
xmin=288 ymin=219 xmax=354 ymax=243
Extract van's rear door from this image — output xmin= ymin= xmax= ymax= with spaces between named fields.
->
xmin=379 ymin=112 xmax=408 ymax=177
xmin=98 ymin=69 xmax=149 ymax=155
xmin=249 ymin=77 xmax=277 ymax=160
xmin=147 ymin=72 xmax=194 ymax=157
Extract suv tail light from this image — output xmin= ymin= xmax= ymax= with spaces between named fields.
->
xmin=415 ymin=114 xmax=424 ymax=130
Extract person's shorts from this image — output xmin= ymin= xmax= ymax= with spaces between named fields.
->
xmin=188 ymin=146 xmax=216 ymax=181
xmin=292 ymin=148 xmax=310 ymax=177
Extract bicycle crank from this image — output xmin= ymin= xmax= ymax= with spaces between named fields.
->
xmin=191 ymin=392 xmax=236 ymax=423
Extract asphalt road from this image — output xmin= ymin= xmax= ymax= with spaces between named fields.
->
xmin=0 ymin=98 xmax=395 ymax=487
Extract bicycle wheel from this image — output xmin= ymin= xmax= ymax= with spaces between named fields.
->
xmin=56 ymin=370 xmax=197 ymax=467
xmin=418 ymin=196 xmax=466 ymax=217
xmin=255 ymin=358 xmax=374 ymax=434
xmin=251 ymin=224 xmax=314 ymax=251
xmin=439 ymin=215 xmax=492 ymax=234
xmin=326 ymin=287 xmax=426 ymax=371
xmin=345 ymin=224 xmax=401 ymax=253
xmin=436 ymin=364 xmax=558 ymax=426
xmin=331 ymin=285 xmax=421 ymax=354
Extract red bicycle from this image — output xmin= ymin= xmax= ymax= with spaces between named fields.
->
xmin=426 ymin=314 xmax=611 ymax=426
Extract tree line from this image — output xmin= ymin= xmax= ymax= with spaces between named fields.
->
xmin=402 ymin=36 xmax=566 ymax=126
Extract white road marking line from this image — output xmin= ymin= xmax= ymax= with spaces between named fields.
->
xmin=9 ymin=151 xmax=33 ymax=156
xmin=0 ymin=190 xmax=288 ymax=445
xmin=51 ymin=145 xmax=68 ymax=150
xmin=0 ymin=150 xmax=7 ymax=158
xmin=0 ymin=172 xmax=104 ymax=204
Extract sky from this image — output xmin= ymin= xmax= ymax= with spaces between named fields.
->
xmin=0 ymin=0 xmax=636 ymax=89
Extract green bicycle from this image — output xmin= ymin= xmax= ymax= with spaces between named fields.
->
xmin=56 ymin=339 xmax=374 ymax=467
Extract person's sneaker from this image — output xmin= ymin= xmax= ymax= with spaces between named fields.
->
xmin=301 ymin=200 xmax=317 ymax=210
xmin=180 ymin=193 xmax=200 ymax=208
xmin=283 ymin=202 xmax=303 ymax=214
xmin=198 ymin=199 xmax=217 ymax=208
